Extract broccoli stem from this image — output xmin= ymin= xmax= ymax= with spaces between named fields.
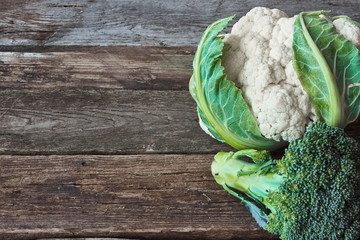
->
xmin=212 ymin=151 xmax=284 ymax=213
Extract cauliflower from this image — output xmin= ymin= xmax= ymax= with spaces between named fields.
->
xmin=222 ymin=7 xmax=360 ymax=142
xmin=190 ymin=8 xmax=360 ymax=150
xmin=333 ymin=17 xmax=360 ymax=48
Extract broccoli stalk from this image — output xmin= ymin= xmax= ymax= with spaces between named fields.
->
xmin=212 ymin=122 xmax=360 ymax=240
xmin=212 ymin=150 xmax=283 ymax=214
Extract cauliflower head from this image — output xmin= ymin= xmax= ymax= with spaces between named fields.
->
xmin=222 ymin=7 xmax=360 ymax=142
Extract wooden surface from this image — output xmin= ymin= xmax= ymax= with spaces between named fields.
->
xmin=0 ymin=1 xmax=359 ymax=239
xmin=0 ymin=155 xmax=274 ymax=240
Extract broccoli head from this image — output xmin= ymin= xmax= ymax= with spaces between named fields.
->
xmin=212 ymin=122 xmax=360 ymax=239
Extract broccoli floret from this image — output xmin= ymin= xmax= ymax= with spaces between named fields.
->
xmin=211 ymin=122 xmax=360 ymax=240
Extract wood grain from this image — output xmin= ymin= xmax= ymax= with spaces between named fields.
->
xmin=0 ymin=90 xmax=234 ymax=154
xmin=1 ymin=0 xmax=359 ymax=48
xmin=0 ymin=154 xmax=277 ymax=240
xmin=0 ymin=46 xmax=194 ymax=90
xmin=0 ymin=89 xmax=358 ymax=155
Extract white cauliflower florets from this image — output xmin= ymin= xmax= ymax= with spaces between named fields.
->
xmin=222 ymin=7 xmax=359 ymax=142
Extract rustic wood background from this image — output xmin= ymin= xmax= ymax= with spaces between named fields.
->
xmin=1 ymin=0 xmax=359 ymax=239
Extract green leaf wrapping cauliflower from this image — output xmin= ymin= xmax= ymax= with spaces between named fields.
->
xmin=190 ymin=7 xmax=360 ymax=150
xmin=212 ymin=122 xmax=360 ymax=240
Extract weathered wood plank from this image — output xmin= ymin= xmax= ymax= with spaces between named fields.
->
xmin=0 ymin=46 xmax=194 ymax=90
xmin=1 ymin=0 xmax=359 ymax=48
xmin=38 ymin=239 xmax=130 ymax=240
xmin=38 ymin=239 xmax=128 ymax=240
xmin=38 ymin=239 xmax=129 ymax=240
xmin=39 ymin=239 xmax=130 ymax=240
xmin=39 ymin=239 xmax=129 ymax=240
xmin=0 ymin=90 xmax=358 ymax=155
xmin=0 ymin=90 xmax=234 ymax=154
xmin=0 ymin=154 xmax=277 ymax=240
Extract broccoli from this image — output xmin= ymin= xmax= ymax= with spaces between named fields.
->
xmin=211 ymin=122 xmax=360 ymax=239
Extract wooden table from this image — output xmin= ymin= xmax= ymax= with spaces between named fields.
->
xmin=1 ymin=1 xmax=359 ymax=239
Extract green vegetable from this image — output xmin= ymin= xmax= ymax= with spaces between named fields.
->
xmin=293 ymin=11 xmax=360 ymax=127
xmin=189 ymin=16 xmax=284 ymax=150
xmin=212 ymin=122 xmax=360 ymax=239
